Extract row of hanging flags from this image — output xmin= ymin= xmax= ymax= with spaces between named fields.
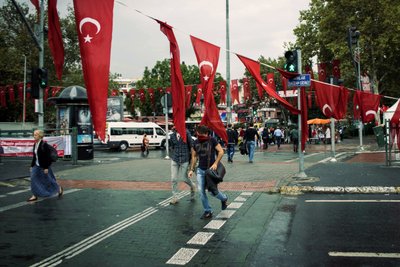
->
xmin=26 ymin=0 xmax=400 ymax=149
xmin=0 ymin=84 xmax=61 ymax=106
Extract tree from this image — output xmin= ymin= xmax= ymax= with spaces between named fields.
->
xmin=293 ymin=0 xmax=400 ymax=102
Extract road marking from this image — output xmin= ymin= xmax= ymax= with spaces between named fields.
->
xmin=329 ymin=251 xmax=400 ymax=258
xmin=30 ymin=207 xmax=158 ymax=267
xmin=187 ymin=232 xmax=214 ymax=245
xmin=204 ymin=220 xmax=226 ymax=230
xmin=0 ymin=189 xmax=81 ymax=213
xmin=285 ymin=152 xmax=323 ymax=162
xmin=306 ymin=199 xmax=400 ymax=203
xmin=166 ymin=248 xmax=200 ymax=265
xmin=166 ymin=192 xmax=253 ymax=265
xmin=158 ymin=191 xmax=190 ymax=207
xmin=7 ymin=189 xmax=30 ymax=195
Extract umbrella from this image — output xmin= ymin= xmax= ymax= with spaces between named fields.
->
xmin=307 ymin=118 xmax=331 ymax=125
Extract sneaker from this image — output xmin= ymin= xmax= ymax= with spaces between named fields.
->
xmin=170 ymin=197 xmax=179 ymax=205
xmin=200 ymin=211 xmax=213 ymax=219
xmin=221 ymin=197 xmax=228 ymax=210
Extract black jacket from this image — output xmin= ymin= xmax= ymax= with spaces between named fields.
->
xmin=31 ymin=140 xmax=52 ymax=169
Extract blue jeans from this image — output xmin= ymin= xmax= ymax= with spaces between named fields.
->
xmin=196 ymin=168 xmax=227 ymax=213
xmin=226 ymin=144 xmax=235 ymax=161
xmin=246 ymin=140 xmax=256 ymax=162
xmin=171 ymin=160 xmax=194 ymax=197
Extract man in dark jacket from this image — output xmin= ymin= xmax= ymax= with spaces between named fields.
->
xmin=226 ymin=124 xmax=238 ymax=163
xmin=244 ymin=123 xmax=260 ymax=163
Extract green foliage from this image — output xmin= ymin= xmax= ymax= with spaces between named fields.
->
xmin=294 ymin=0 xmax=400 ymax=101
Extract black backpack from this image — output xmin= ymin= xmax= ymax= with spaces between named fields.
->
xmin=45 ymin=143 xmax=58 ymax=162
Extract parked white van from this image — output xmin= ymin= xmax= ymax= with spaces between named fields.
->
xmin=106 ymin=122 xmax=167 ymax=151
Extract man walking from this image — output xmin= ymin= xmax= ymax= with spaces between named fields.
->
xmin=189 ymin=125 xmax=228 ymax=219
xmin=274 ymin=126 xmax=283 ymax=149
xmin=226 ymin=123 xmax=238 ymax=163
xmin=169 ymin=128 xmax=196 ymax=204
xmin=244 ymin=123 xmax=260 ymax=163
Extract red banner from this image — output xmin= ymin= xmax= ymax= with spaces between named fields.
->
xmin=231 ymin=79 xmax=239 ymax=104
xmin=157 ymin=20 xmax=187 ymax=142
xmin=353 ymin=90 xmax=381 ymax=123
xmin=318 ymin=63 xmax=327 ymax=82
xmin=243 ymin=78 xmax=251 ymax=101
xmin=237 ymin=54 xmax=299 ymax=115
xmin=315 ymin=82 xmax=349 ymax=120
xmin=48 ymin=0 xmax=64 ymax=80
xmin=219 ymin=81 xmax=226 ymax=105
xmin=185 ymin=85 xmax=192 ymax=109
xmin=191 ymin=35 xmax=227 ymax=144
xmin=195 ymin=85 xmax=202 ymax=106
xmin=73 ymin=0 xmax=114 ymax=141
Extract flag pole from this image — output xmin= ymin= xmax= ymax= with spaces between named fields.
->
xmin=225 ymin=0 xmax=232 ymax=124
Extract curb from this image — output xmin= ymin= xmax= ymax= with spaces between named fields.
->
xmin=280 ymin=186 xmax=400 ymax=195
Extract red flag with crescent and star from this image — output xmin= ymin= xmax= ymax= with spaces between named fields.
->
xmin=48 ymin=0 xmax=64 ymax=80
xmin=332 ymin=59 xmax=341 ymax=79
xmin=353 ymin=90 xmax=381 ymax=123
xmin=195 ymin=85 xmax=202 ymax=106
xmin=243 ymin=78 xmax=251 ymax=101
xmin=157 ymin=20 xmax=187 ymax=143
xmin=231 ymin=79 xmax=239 ymax=104
xmin=315 ymin=82 xmax=349 ymax=120
xmin=318 ymin=63 xmax=327 ymax=82
xmin=185 ymin=85 xmax=192 ymax=109
xmin=267 ymin=73 xmax=276 ymax=91
xmin=219 ymin=81 xmax=226 ymax=105
xmin=190 ymin=35 xmax=228 ymax=144
xmin=148 ymin=88 xmax=155 ymax=105
xmin=237 ymin=54 xmax=299 ymax=115
xmin=73 ymin=0 xmax=114 ymax=141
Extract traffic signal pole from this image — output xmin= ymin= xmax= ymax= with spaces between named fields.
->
xmin=295 ymin=49 xmax=307 ymax=178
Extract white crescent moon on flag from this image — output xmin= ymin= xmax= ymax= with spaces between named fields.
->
xmin=261 ymin=82 xmax=267 ymax=87
xmin=322 ymin=104 xmax=333 ymax=116
xmin=79 ymin=17 xmax=101 ymax=34
xmin=199 ymin=61 xmax=214 ymax=73
xmin=365 ymin=110 xmax=378 ymax=119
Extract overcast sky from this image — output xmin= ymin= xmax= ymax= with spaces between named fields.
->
xmin=22 ymin=0 xmax=311 ymax=81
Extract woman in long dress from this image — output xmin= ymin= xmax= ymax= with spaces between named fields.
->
xmin=27 ymin=130 xmax=63 ymax=202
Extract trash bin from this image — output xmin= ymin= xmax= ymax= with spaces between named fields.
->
xmin=373 ymin=126 xmax=385 ymax=147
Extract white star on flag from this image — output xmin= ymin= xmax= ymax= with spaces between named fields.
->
xmin=84 ymin=34 xmax=93 ymax=43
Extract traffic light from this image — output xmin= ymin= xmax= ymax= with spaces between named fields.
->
xmin=38 ymin=68 xmax=48 ymax=88
xmin=348 ymin=26 xmax=360 ymax=47
xmin=284 ymin=50 xmax=298 ymax=73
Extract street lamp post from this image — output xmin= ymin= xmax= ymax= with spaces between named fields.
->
xmin=225 ymin=0 xmax=232 ymax=124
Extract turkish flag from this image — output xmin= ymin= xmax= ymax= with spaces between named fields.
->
xmin=243 ymin=78 xmax=251 ymax=101
xmin=48 ymin=0 xmax=64 ymax=80
xmin=276 ymin=68 xmax=300 ymax=79
xmin=219 ymin=81 xmax=226 ymax=105
xmin=138 ymin=89 xmax=146 ymax=103
xmin=18 ymin=83 xmax=23 ymax=102
xmin=0 ymin=89 xmax=6 ymax=108
xmin=195 ymin=85 xmax=202 ymax=106
xmin=185 ymin=85 xmax=192 ymax=109
xmin=318 ymin=63 xmax=327 ymax=82
xmin=30 ymin=0 xmax=39 ymax=14
xmin=267 ymin=73 xmax=276 ymax=90
xmin=237 ymin=54 xmax=299 ymax=115
xmin=190 ymin=35 xmax=228 ymax=144
xmin=44 ymin=87 xmax=49 ymax=102
xmin=52 ymin=86 xmax=61 ymax=97
xmin=231 ymin=79 xmax=239 ymax=104
xmin=353 ymin=90 xmax=381 ymax=123
xmin=332 ymin=59 xmax=341 ymax=79
xmin=315 ymin=82 xmax=349 ymax=119
xmin=148 ymin=88 xmax=155 ymax=105
xmin=256 ymin=82 xmax=264 ymax=100
xmin=304 ymin=65 xmax=315 ymax=91
xmin=73 ymin=0 xmax=114 ymax=141
xmin=157 ymin=21 xmax=186 ymax=143
xmin=8 ymin=86 xmax=15 ymax=103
